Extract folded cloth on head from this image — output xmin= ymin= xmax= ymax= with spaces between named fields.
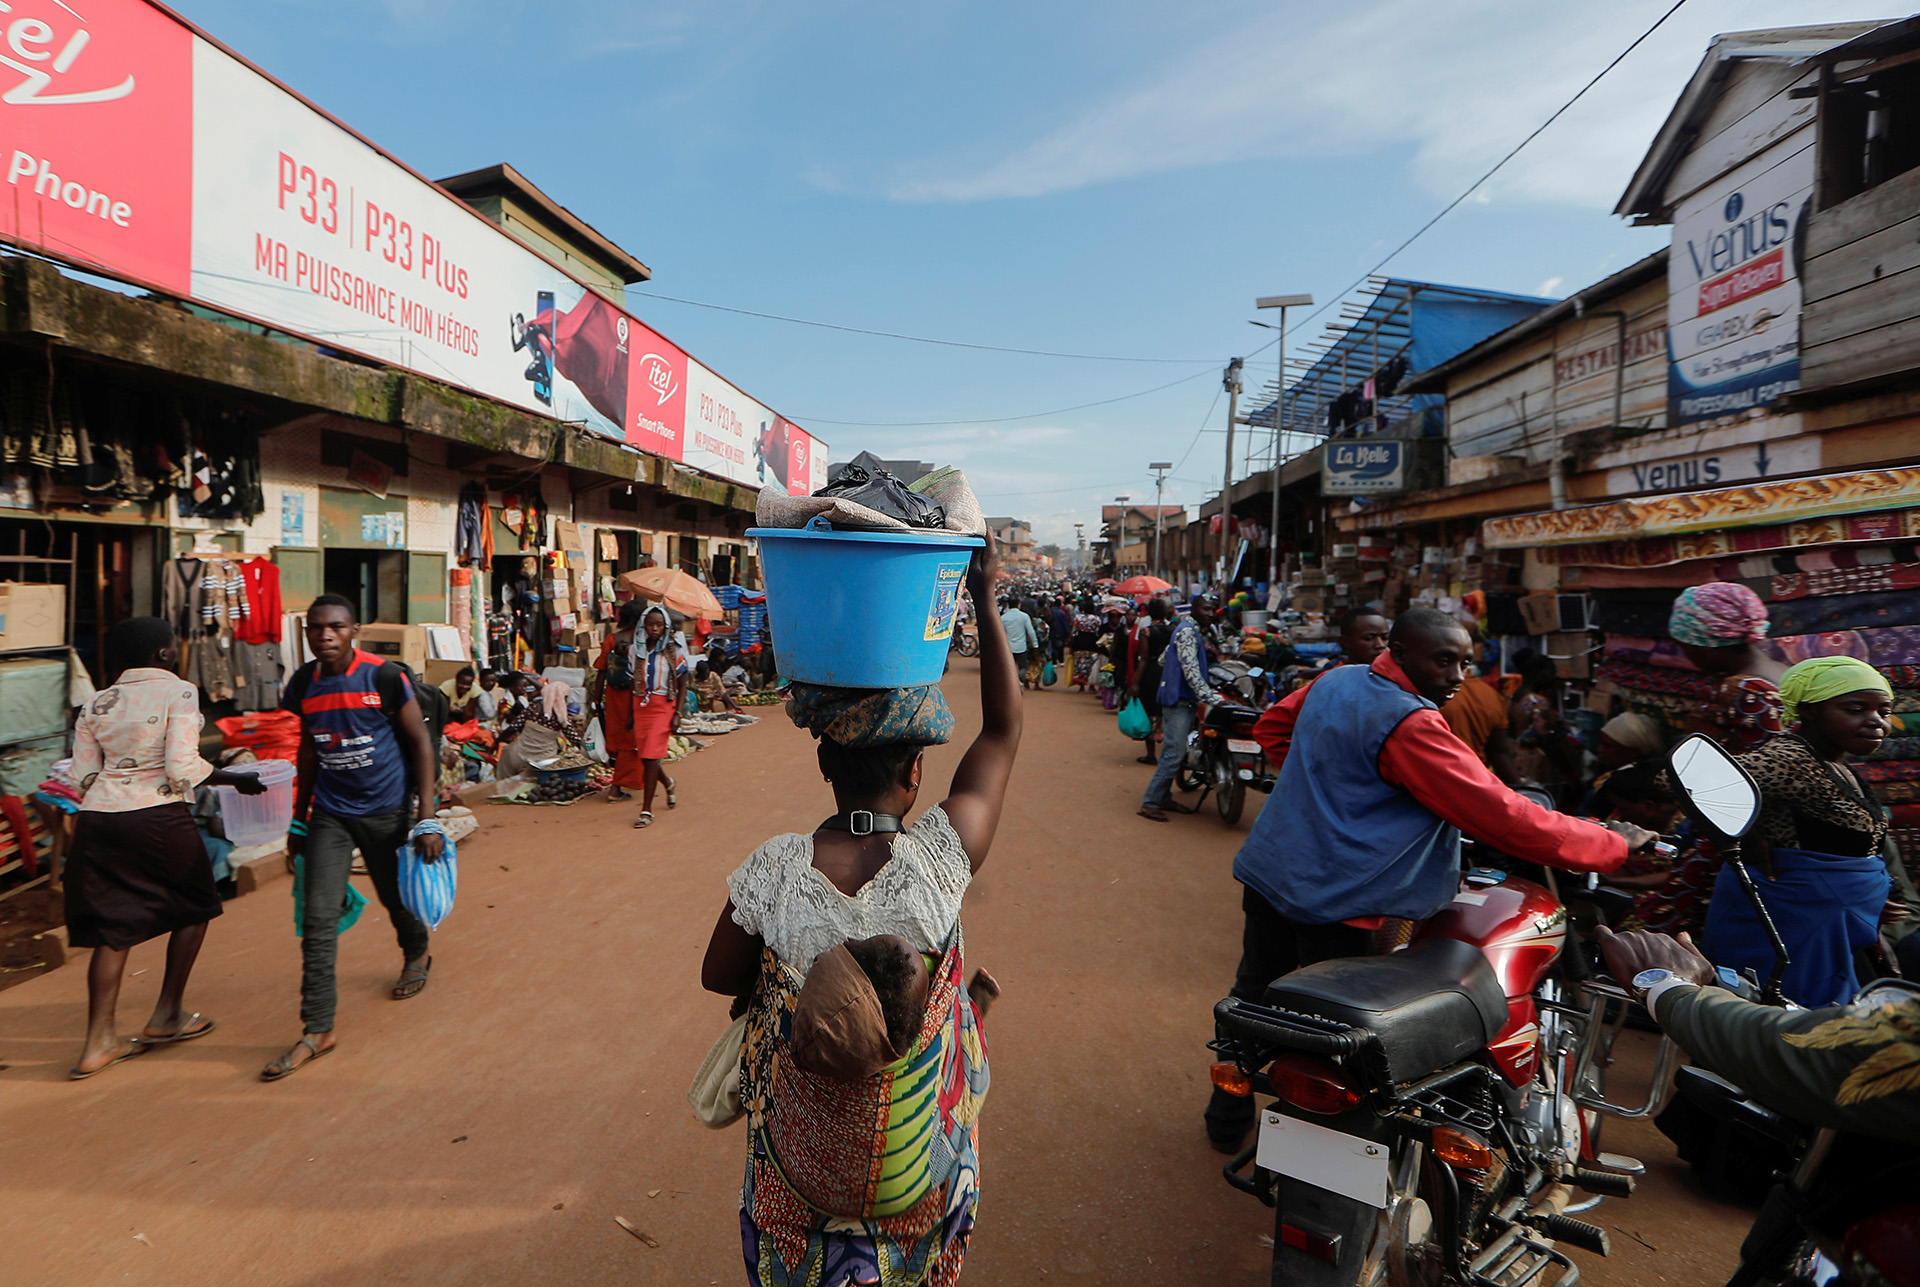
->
xmin=757 ymin=485 xmax=913 ymax=533
xmin=786 ymin=681 xmax=953 ymax=748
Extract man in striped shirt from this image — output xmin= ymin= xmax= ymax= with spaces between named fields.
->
xmin=262 ymin=594 xmax=444 ymax=1082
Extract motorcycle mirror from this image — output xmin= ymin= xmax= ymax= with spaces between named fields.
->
xmin=1665 ymin=734 xmax=1761 ymax=842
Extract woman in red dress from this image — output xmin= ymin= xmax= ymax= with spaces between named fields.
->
xmin=625 ymin=605 xmax=687 ymax=828
xmin=595 ymin=601 xmax=648 ymax=802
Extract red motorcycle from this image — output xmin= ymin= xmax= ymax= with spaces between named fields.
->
xmin=1212 ymin=865 xmax=1648 ymax=1286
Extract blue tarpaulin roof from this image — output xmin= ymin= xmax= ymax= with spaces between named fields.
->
xmin=1244 ymin=278 xmax=1554 ymax=438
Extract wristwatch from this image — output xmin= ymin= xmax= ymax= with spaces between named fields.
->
xmin=1630 ymin=968 xmax=1674 ymax=999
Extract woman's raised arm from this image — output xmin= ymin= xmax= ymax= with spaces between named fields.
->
xmin=941 ymin=532 xmax=1022 ymax=873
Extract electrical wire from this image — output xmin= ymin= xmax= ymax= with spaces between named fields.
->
xmin=630 ymin=289 xmax=1217 ymax=364
xmin=1280 ymin=0 xmax=1694 ymax=338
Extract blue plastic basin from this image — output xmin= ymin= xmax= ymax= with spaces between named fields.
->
xmin=749 ymin=520 xmax=985 ymax=688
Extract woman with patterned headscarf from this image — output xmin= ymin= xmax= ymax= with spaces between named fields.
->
xmin=1702 ymin=656 xmax=1900 ymax=1006
xmin=1668 ymin=581 xmax=1787 ymax=753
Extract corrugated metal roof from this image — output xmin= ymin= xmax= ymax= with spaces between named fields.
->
xmin=1241 ymin=277 xmax=1553 ymax=438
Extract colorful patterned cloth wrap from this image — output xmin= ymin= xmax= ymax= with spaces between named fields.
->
xmin=785 ymin=683 xmax=954 ymax=750
xmin=1855 ymin=761 xmax=1920 ymax=785
xmin=740 ymin=938 xmax=989 ymax=1287
xmin=1667 ymin=582 xmax=1770 ymax=648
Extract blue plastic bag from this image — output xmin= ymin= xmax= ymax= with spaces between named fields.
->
xmin=1116 ymin=697 xmax=1151 ymax=741
xmin=397 ymin=822 xmax=459 ymax=931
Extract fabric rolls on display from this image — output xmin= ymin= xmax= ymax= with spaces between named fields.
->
xmin=1603 ymin=635 xmax=1699 ymax=671
xmin=1853 ymin=760 xmax=1920 ymax=785
xmin=1760 ymin=626 xmax=1920 ymax=668
xmin=1768 ymin=590 xmax=1920 ymax=637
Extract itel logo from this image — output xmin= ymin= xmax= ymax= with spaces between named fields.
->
xmin=0 ymin=8 xmax=136 ymax=106
xmin=638 ymin=351 xmax=677 ymax=406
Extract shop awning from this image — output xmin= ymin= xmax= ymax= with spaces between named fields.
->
xmin=1481 ymin=467 xmax=1920 ymax=549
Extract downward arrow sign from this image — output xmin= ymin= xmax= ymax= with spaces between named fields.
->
xmin=1755 ymin=443 xmax=1771 ymax=476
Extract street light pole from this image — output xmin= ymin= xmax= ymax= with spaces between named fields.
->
xmin=1148 ymin=461 xmax=1172 ymax=581
xmin=1220 ymin=358 xmax=1243 ymax=589
xmin=1256 ymin=293 xmax=1312 ymax=604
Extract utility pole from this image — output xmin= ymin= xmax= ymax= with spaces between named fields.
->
xmin=1220 ymin=358 xmax=1243 ymax=589
xmin=1256 ymin=294 xmax=1312 ymax=600
xmin=1148 ymin=461 xmax=1172 ymax=581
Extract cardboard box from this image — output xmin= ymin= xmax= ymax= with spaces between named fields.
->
xmin=357 ymin=623 xmax=427 ymax=672
xmin=1293 ymin=593 xmax=1325 ymax=613
xmin=1547 ymin=631 xmax=1593 ymax=679
xmin=1518 ymin=593 xmax=1559 ymax=636
xmin=0 ymin=583 xmax=64 ymax=651
xmin=424 ymin=658 xmax=472 ymax=688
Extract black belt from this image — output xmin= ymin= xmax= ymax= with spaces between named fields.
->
xmin=818 ymin=811 xmax=905 ymax=836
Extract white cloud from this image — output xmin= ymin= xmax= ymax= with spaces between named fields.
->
xmin=890 ymin=0 xmax=1874 ymax=208
xmin=1537 ymin=275 xmax=1564 ymax=296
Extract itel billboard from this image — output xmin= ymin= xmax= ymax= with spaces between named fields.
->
xmin=0 ymin=0 xmax=826 ymax=495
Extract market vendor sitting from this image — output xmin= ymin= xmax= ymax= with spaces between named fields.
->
xmin=496 ymin=674 xmax=588 ymax=779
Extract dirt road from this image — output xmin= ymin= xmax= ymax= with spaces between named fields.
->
xmin=0 ymin=662 xmax=1751 ymax=1284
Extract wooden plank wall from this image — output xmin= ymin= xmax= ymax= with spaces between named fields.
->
xmin=1802 ymin=164 xmax=1920 ymax=392
xmin=1442 ymin=276 xmax=1668 ymax=464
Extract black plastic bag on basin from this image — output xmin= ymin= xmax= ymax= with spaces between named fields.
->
xmin=813 ymin=464 xmax=946 ymax=530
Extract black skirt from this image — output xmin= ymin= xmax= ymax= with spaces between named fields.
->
xmin=64 ymin=802 xmax=222 ymax=950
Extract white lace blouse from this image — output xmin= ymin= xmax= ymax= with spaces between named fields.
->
xmin=726 ymin=805 xmax=971 ymax=976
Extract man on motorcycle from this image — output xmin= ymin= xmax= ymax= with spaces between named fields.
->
xmin=1595 ymin=925 xmax=1920 ymax=1143
xmin=1139 ymin=596 xmax=1223 ymax=822
xmin=1205 ymin=607 xmax=1655 ymax=1150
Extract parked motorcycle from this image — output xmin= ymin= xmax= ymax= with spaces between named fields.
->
xmin=1211 ymin=857 xmax=1647 ymax=1285
xmin=1175 ymin=664 xmax=1272 ymax=824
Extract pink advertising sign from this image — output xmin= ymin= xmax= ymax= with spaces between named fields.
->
xmin=0 ymin=0 xmax=824 ymax=491
xmin=0 ymin=0 xmax=194 ymax=294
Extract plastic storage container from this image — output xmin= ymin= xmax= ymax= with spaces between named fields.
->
xmin=748 ymin=519 xmax=985 ymax=688
xmin=212 ymin=759 xmax=297 ymax=846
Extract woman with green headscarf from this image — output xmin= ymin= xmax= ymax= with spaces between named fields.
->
xmin=1701 ymin=656 xmax=1903 ymax=1006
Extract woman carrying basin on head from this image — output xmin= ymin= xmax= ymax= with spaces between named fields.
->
xmin=701 ymin=533 xmax=1019 ymax=1287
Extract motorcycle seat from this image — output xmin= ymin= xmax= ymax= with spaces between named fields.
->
xmin=1261 ymin=937 xmax=1508 ymax=1085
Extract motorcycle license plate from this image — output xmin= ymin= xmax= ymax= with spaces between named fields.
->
xmin=1227 ymin=739 xmax=1262 ymax=755
xmin=1255 ymin=1109 xmax=1390 ymax=1208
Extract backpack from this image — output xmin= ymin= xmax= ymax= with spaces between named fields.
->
xmin=380 ymin=660 xmax=448 ymax=758
xmin=606 ymin=637 xmax=635 ymax=690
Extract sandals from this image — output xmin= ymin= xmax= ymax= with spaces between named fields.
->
xmin=634 ymin=811 xmax=654 ymax=829
xmin=261 ymin=1035 xmax=334 ymax=1082
xmin=392 ymin=956 xmax=432 ymax=1000
xmin=1137 ymin=806 xmax=1169 ymax=822
xmin=68 ymin=1039 xmax=152 ymax=1081
xmin=664 ymin=778 xmax=677 ymax=809
xmin=140 ymin=1013 xmax=216 ymax=1045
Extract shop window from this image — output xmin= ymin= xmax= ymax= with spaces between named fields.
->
xmin=1819 ymin=62 xmax=1920 ymax=209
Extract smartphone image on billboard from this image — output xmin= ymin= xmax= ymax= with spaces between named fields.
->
xmin=513 ymin=290 xmax=556 ymax=406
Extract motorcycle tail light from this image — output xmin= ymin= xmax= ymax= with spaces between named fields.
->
xmin=1432 ymin=1126 xmax=1495 ymax=1172
xmin=1279 ymin=1221 xmax=1340 ymax=1264
xmin=1209 ymin=1062 xmax=1252 ymax=1097
xmin=1268 ymin=1052 xmax=1362 ymax=1115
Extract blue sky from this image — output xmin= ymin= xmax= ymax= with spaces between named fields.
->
xmin=172 ymin=0 xmax=1877 ymax=546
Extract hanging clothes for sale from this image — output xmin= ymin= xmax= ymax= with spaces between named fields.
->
xmin=231 ymin=640 xmax=284 ymax=712
xmin=161 ymin=557 xmax=208 ymax=638
xmin=456 ymin=482 xmax=490 ymax=566
xmin=519 ymin=483 xmax=549 ymax=551
xmin=236 ymin=556 xmax=282 ymax=645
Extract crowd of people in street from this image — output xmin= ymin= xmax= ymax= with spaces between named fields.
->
xmin=43 ymin=541 xmax=1920 ymax=1285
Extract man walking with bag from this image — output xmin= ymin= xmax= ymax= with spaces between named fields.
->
xmin=263 ymin=594 xmax=446 ymax=1081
